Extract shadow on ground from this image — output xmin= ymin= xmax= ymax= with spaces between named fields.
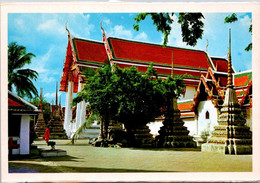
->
xmin=128 ymin=147 xmax=201 ymax=152
xmin=9 ymin=155 xmax=80 ymax=162
xmin=9 ymin=162 xmax=169 ymax=173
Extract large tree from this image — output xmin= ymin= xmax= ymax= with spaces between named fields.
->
xmin=8 ymin=42 xmax=38 ymax=99
xmin=73 ymin=64 xmax=185 ymax=143
xmin=133 ymin=13 xmax=204 ymax=46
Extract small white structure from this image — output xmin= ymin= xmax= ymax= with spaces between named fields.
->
xmin=8 ymin=91 xmax=39 ymax=155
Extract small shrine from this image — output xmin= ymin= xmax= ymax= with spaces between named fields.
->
xmin=201 ymin=29 xmax=252 ymax=154
xmin=131 ymin=124 xmax=154 ymax=147
xmin=156 ymin=56 xmax=196 ymax=148
xmin=48 ymin=83 xmax=67 ymax=139
xmin=34 ymin=88 xmax=47 ymax=137
xmin=157 ymin=97 xmax=196 ymax=148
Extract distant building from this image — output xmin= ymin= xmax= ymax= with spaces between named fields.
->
xmin=60 ymin=28 xmax=252 ymax=139
xmin=8 ymin=91 xmax=39 ymax=155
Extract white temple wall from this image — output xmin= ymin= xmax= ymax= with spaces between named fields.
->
xmin=20 ymin=115 xmax=30 ymax=155
xmin=183 ymin=118 xmax=197 ymax=136
xmin=147 ymin=121 xmax=163 ymax=137
xmin=179 ymin=86 xmax=197 ymax=100
xmin=197 ymin=100 xmax=218 ymax=136
xmin=75 ymin=82 xmax=83 ymax=130
xmin=64 ymin=81 xmax=73 ymax=137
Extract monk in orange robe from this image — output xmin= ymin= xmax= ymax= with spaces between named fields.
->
xmin=43 ymin=127 xmax=50 ymax=143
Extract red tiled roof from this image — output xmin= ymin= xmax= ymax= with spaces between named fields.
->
xmin=178 ymin=101 xmax=194 ymax=111
xmin=73 ymin=38 xmax=108 ymax=64
xmin=60 ymin=39 xmax=74 ymax=92
xmin=108 ymin=38 xmax=213 ymax=69
xmin=8 ymin=91 xmax=39 ymax=113
xmin=211 ymin=57 xmax=229 ymax=72
xmin=214 ymin=74 xmax=228 ymax=87
xmin=234 ymin=72 xmax=252 ymax=87
xmin=8 ymin=98 xmax=24 ymax=107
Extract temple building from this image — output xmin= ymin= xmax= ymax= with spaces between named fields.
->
xmin=60 ymin=27 xmax=252 ymax=140
xmin=8 ymin=91 xmax=39 ymax=155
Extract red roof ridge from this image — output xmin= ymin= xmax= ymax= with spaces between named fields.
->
xmin=233 ymin=70 xmax=252 ymax=77
xmin=211 ymin=56 xmax=228 ymax=61
xmin=8 ymin=91 xmax=39 ymax=112
xmin=108 ymin=36 xmax=208 ymax=53
xmin=72 ymin=36 xmax=104 ymax=45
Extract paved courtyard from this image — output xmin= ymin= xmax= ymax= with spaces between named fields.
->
xmin=8 ymin=139 xmax=252 ymax=173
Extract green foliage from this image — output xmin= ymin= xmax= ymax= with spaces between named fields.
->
xmin=224 ymin=13 xmax=238 ymax=23
xmin=245 ymin=24 xmax=252 ymax=51
xmin=178 ymin=13 xmax=204 ymax=47
xmin=74 ymin=64 xmax=185 ymax=136
xmin=245 ymin=43 xmax=252 ymax=51
xmin=134 ymin=13 xmax=174 ymax=46
xmin=30 ymin=97 xmax=52 ymax=123
xmin=133 ymin=13 xmax=204 ymax=47
xmin=8 ymin=42 xmax=38 ymax=99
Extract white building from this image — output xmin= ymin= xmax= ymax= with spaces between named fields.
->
xmin=8 ymin=91 xmax=39 ymax=155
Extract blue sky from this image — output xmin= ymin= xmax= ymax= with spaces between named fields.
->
xmin=8 ymin=13 xmax=252 ymax=106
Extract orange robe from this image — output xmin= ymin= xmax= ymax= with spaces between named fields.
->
xmin=43 ymin=128 xmax=50 ymax=142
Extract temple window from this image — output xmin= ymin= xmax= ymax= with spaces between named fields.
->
xmin=205 ymin=111 xmax=210 ymax=119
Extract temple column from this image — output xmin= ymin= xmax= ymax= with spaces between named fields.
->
xmin=75 ymin=81 xmax=83 ymax=131
xmin=20 ymin=115 xmax=30 ymax=155
xmin=80 ymin=100 xmax=86 ymax=127
xmin=64 ymin=77 xmax=74 ymax=137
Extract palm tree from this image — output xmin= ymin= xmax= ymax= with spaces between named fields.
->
xmin=8 ymin=42 xmax=38 ymax=99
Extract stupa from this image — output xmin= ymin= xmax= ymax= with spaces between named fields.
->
xmin=202 ymin=29 xmax=252 ymax=154
xmin=156 ymin=52 xmax=196 ymax=148
xmin=48 ymin=82 xmax=67 ymax=139
xmin=34 ymin=88 xmax=47 ymax=137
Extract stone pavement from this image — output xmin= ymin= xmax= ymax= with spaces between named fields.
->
xmin=8 ymin=139 xmax=252 ymax=173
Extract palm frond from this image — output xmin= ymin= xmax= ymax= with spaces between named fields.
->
xmin=71 ymin=113 xmax=99 ymax=144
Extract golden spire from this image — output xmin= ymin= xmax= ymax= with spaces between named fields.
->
xmin=40 ymin=87 xmax=43 ymax=111
xmin=56 ymin=82 xmax=58 ymax=107
xmin=227 ymin=28 xmax=233 ymax=88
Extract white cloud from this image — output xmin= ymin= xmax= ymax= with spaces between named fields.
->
xmin=135 ymin=32 xmax=148 ymax=42
xmin=103 ymin=19 xmax=111 ymax=25
xmin=29 ymin=47 xmax=54 ymax=73
xmin=85 ymin=24 xmax=95 ymax=37
xmin=240 ymin=15 xmax=251 ymax=26
xmin=112 ymin=25 xmax=133 ymax=39
xmin=15 ymin=19 xmax=24 ymax=26
xmin=83 ymin=13 xmax=90 ymax=20
xmin=26 ymin=47 xmax=61 ymax=84
xmin=167 ymin=14 xmax=191 ymax=48
xmin=44 ymin=91 xmax=62 ymax=99
xmin=37 ymin=19 xmax=66 ymax=35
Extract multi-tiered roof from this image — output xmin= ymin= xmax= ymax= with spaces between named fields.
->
xmin=60 ymin=29 xmax=223 ymax=93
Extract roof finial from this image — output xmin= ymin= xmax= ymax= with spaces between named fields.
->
xmin=227 ymin=28 xmax=233 ymax=88
xmin=100 ymin=20 xmax=105 ymax=37
xmin=171 ymin=51 xmax=174 ymax=77
xmin=65 ymin=21 xmax=70 ymax=37
xmin=206 ymin=39 xmax=209 ymax=52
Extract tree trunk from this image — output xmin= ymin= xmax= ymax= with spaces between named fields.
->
xmin=101 ymin=117 xmax=109 ymax=140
